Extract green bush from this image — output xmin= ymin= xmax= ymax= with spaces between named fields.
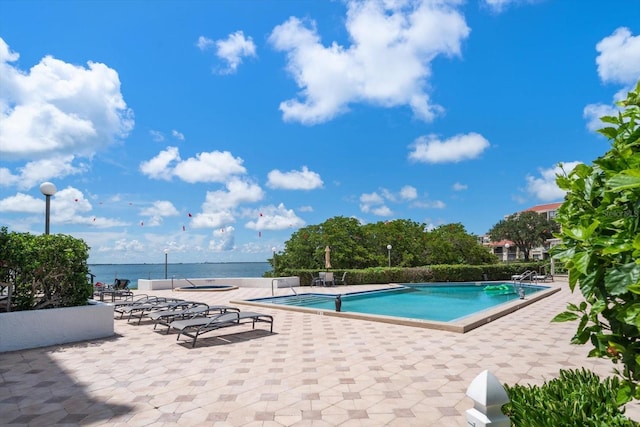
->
xmin=278 ymin=262 xmax=547 ymax=285
xmin=503 ymin=368 xmax=639 ymax=427
xmin=0 ymin=227 xmax=92 ymax=311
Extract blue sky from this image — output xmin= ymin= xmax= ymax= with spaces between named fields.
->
xmin=1 ymin=0 xmax=639 ymax=264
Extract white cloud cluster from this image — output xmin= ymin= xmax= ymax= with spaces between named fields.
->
xmin=197 ymin=31 xmax=257 ymax=74
xmin=244 ymin=203 xmax=305 ymax=231
xmin=408 ymin=133 xmax=490 ymax=163
xmin=266 ymin=166 xmax=323 ymax=190
xmin=0 ymin=38 xmax=134 ymax=168
xmin=525 ymin=161 xmax=581 ymax=201
xmin=481 ymin=0 xmax=541 ymax=13
xmin=268 ymin=0 xmax=469 ymax=124
xmin=584 ymin=27 xmax=640 ymax=131
xmin=140 ymin=147 xmax=247 ymax=183
xmin=359 ymin=185 xmax=443 ymax=217
xmin=139 ymin=200 xmax=180 ymax=227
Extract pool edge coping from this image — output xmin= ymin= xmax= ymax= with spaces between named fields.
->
xmin=231 ymin=283 xmax=562 ymax=334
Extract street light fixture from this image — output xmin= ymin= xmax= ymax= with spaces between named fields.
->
xmin=387 ymin=244 xmax=392 ymax=268
xmin=40 ymin=182 xmax=57 ymax=235
xmin=164 ymin=248 xmax=169 ymax=279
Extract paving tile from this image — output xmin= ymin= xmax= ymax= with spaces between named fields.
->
xmin=1 ymin=281 xmax=637 ymax=425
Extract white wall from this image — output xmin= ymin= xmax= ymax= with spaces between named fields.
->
xmin=0 ymin=301 xmax=114 ymax=353
xmin=138 ymin=276 xmax=300 ymax=291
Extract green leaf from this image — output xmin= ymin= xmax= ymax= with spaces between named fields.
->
xmin=598 ymin=126 xmax=619 ymax=139
xmin=608 ymin=169 xmax=640 ymax=191
xmin=573 ymin=251 xmax=591 ymax=275
xmin=605 ymin=262 xmax=640 ymax=295
xmin=552 ymin=311 xmax=580 ymax=322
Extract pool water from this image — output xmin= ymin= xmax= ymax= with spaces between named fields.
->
xmin=250 ymin=283 xmax=547 ymax=322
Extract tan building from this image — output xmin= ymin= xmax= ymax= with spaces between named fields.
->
xmin=483 ymin=202 xmax=562 ymax=263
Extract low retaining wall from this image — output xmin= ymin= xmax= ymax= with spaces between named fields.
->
xmin=138 ymin=276 xmax=300 ymax=291
xmin=0 ymin=301 xmax=114 ymax=353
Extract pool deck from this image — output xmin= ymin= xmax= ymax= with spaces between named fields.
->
xmin=2 ymin=278 xmax=639 ymax=426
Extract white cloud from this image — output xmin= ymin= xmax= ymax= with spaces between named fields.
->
xmin=0 ymin=38 xmax=134 ymax=162
xmin=171 ymin=130 xmax=185 ymax=141
xmin=244 ymin=203 xmax=305 ymax=231
xmin=140 ymin=200 xmax=179 ymax=217
xmin=408 ymin=133 xmax=490 ymax=163
xmin=596 ymin=27 xmax=640 ymax=85
xmin=268 ymin=0 xmax=469 ymax=124
xmin=196 ymin=36 xmax=216 ymax=51
xmin=399 ymin=185 xmax=418 ymax=200
xmin=149 ymin=130 xmax=165 ymax=142
xmin=174 ymin=151 xmax=246 ymax=183
xmin=139 ymin=146 xmax=180 ymax=180
xmin=267 ymin=166 xmax=323 ymax=190
xmin=359 ymin=191 xmax=392 ymax=216
xmin=215 ymin=31 xmax=257 ymax=74
xmin=209 ymin=226 xmax=236 ymax=252
xmin=584 ymin=28 xmax=640 ymax=132
xmin=372 ymin=205 xmax=393 ymax=216
xmin=482 ymin=0 xmax=542 ymax=13
xmin=197 ymin=32 xmax=257 ymax=75
xmin=0 ymin=192 xmax=42 ymax=213
xmin=0 ymin=155 xmax=86 ymax=190
xmin=190 ymin=178 xmax=265 ymax=229
xmin=412 ymin=199 xmax=446 ymax=209
xmin=452 ymin=182 xmax=467 ymax=191
xmin=525 ymin=161 xmax=582 ymax=201
xmin=140 ymin=147 xmax=247 ymax=183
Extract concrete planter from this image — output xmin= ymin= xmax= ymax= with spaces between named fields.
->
xmin=0 ymin=300 xmax=114 ymax=353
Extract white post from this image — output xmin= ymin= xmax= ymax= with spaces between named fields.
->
xmin=466 ymin=370 xmax=510 ymax=427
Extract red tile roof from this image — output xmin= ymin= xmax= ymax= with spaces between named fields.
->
xmin=525 ymin=202 xmax=562 ymax=213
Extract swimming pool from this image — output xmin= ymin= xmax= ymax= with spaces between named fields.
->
xmin=236 ymin=282 xmax=560 ymax=333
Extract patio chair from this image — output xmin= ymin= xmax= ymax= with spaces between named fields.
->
xmin=315 ymin=272 xmax=335 ymax=287
xmin=150 ymin=303 xmax=240 ymax=333
xmin=169 ymin=311 xmax=274 ymax=348
xmin=334 ymin=272 xmax=347 ymax=286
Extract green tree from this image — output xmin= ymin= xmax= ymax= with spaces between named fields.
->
xmin=488 ymin=210 xmax=559 ymax=261
xmin=273 ymin=216 xmax=496 ymax=270
xmin=552 ymin=81 xmax=640 ymax=402
xmin=425 ymin=223 xmax=498 ymax=265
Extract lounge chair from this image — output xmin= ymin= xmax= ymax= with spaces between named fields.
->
xmin=169 ymin=311 xmax=274 ymax=347
xmin=149 ymin=303 xmax=239 ymax=333
xmin=115 ymin=297 xmax=181 ymax=321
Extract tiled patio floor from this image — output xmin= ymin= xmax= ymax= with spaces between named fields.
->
xmin=1 ymin=279 xmax=639 ymax=426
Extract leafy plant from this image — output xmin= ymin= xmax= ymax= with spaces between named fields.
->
xmin=552 ymin=81 xmax=640 ymax=402
xmin=503 ymin=368 xmax=639 ymax=427
xmin=0 ymin=227 xmax=92 ymax=311
xmin=489 ymin=210 xmax=559 ymax=261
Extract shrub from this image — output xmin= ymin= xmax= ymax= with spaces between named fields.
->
xmin=503 ymin=368 xmax=638 ymax=427
xmin=0 ymin=227 xmax=92 ymax=311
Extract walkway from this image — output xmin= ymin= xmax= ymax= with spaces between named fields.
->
xmin=1 ymin=279 xmax=638 ymax=426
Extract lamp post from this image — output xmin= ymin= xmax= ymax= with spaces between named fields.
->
xmin=504 ymin=243 xmax=510 ymax=264
xmin=40 ymin=182 xmax=57 ymax=235
xmin=164 ymin=248 xmax=169 ymax=279
xmin=387 ymin=244 xmax=392 ymax=268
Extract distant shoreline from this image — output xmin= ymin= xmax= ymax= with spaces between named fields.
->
xmin=89 ymin=261 xmax=270 ymax=266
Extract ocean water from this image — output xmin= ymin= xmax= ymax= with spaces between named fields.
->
xmin=88 ymin=262 xmax=271 ymax=289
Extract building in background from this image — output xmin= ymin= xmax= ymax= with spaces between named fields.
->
xmin=482 ymin=202 xmax=563 ymax=263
